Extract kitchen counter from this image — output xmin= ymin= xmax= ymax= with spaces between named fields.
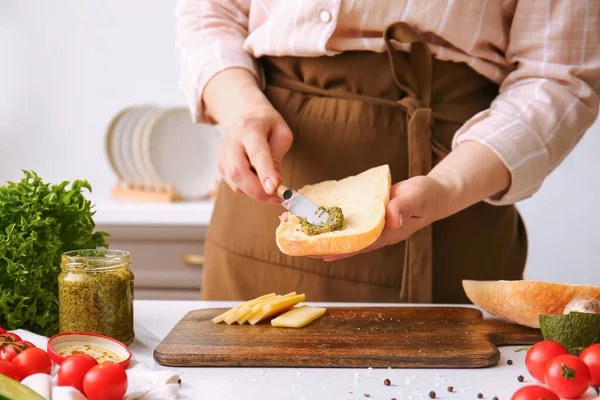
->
xmin=131 ymin=300 xmax=599 ymax=400
xmin=92 ymin=200 xmax=214 ymax=226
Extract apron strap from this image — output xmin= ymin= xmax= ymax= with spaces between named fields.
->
xmin=383 ymin=21 xmax=434 ymax=304
xmin=384 ymin=22 xmax=433 ymax=108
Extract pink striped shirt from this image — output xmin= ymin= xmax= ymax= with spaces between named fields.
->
xmin=174 ymin=0 xmax=600 ymax=205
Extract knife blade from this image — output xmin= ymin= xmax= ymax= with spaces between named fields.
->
xmin=276 ymin=184 xmax=330 ymax=226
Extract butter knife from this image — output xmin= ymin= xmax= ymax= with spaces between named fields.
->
xmin=276 ymin=184 xmax=330 ymax=226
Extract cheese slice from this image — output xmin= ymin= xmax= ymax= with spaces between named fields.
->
xmin=223 ymin=294 xmax=281 ymax=325
xmin=235 ymin=294 xmax=285 ymax=324
xmin=271 ymin=306 xmax=327 ymax=328
xmin=212 ymin=293 xmax=277 ymax=324
xmin=248 ymin=293 xmax=306 ymax=325
xmin=239 ymin=292 xmax=297 ymax=325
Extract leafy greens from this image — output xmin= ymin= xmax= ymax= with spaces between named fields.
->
xmin=0 ymin=171 xmax=108 ymax=336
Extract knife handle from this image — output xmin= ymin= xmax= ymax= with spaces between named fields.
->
xmin=276 ymin=184 xmax=293 ymax=200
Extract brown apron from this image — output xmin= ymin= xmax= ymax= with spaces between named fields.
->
xmin=201 ymin=22 xmax=527 ymax=304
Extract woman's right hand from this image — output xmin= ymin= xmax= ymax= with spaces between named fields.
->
xmin=203 ymin=68 xmax=293 ymax=204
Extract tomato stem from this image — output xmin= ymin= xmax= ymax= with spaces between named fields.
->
xmin=560 ymin=363 xmax=576 ymax=380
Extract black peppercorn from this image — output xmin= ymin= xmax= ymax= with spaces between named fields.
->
xmin=493 ymin=397 xmax=499 ymax=400
xmin=177 ymin=378 xmax=181 ymax=384
xmin=518 ymin=375 xmax=524 ymax=382
xmin=384 ymin=378 xmax=391 ymax=386
xmin=364 ymin=395 xmax=370 ymax=398
xmin=507 ymin=359 xmax=513 ymax=365
xmin=429 ymin=391 xmax=436 ymax=398
xmin=477 ymin=393 xmax=483 ymax=399
xmin=447 ymin=386 xmax=454 ymax=392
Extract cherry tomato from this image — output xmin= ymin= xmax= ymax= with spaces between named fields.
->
xmin=83 ymin=362 xmax=128 ymax=400
xmin=525 ymin=341 xmax=569 ymax=383
xmin=0 ymin=333 xmax=21 ymax=343
xmin=0 ymin=343 xmax=23 ymax=362
xmin=580 ymin=343 xmax=600 ymax=387
xmin=0 ymin=327 xmax=6 ymax=334
xmin=14 ymin=341 xmax=35 ymax=350
xmin=0 ymin=360 xmax=21 ymax=381
xmin=511 ymin=385 xmax=559 ymax=400
xmin=12 ymin=348 xmax=52 ymax=379
xmin=57 ymin=354 xmax=98 ymax=393
xmin=544 ymin=354 xmax=591 ymax=399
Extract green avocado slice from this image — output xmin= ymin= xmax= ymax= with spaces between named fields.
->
xmin=0 ymin=375 xmax=44 ymax=400
xmin=539 ymin=312 xmax=600 ymax=354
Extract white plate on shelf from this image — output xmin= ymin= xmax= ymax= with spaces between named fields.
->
xmin=119 ymin=105 xmax=156 ymax=183
xmin=141 ymin=107 xmax=222 ymax=200
xmin=133 ymin=107 xmax=165 ymax=186
xmin=113 ymin=107 xmax=145 ymax=183
xmin=105 ymin=106 xmax=134 ymax=180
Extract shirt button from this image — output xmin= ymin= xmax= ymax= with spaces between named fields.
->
xmin=319 ymin=10 xmax=331 ymax=23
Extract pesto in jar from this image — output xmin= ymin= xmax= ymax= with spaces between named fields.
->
xmin=298 ymin=206 xmax=344 ymax=235
xmin=58 ymin=250 xmax=135 ymax=345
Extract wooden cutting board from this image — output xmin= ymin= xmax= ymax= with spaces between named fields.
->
xmin=153 ymin=306 xmax=542 ymax=368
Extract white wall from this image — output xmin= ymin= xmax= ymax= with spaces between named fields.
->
xmin=0 ymin=0 xmax=182 ymax=197
xmin=1 ymin=1 xmax=598 ymax=286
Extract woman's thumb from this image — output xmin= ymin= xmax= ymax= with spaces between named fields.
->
xmin=385 ymin=190 xmax=416 ymax=229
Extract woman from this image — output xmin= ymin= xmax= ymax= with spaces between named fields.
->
xmin=175 ymin=1 xmax=599 ymax=303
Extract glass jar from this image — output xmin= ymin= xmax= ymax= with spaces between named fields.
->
xmin=58 ymin=249 xmax=135 ymax=345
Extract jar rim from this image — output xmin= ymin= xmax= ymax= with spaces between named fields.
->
xmin=61 ymin=249 xmax=130 ymax=270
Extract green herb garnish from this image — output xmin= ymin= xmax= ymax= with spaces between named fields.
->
xmin=0 ymin=171 xmax=109 ymax=336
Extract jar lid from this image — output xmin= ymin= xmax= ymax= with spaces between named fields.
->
xmin=47 ymin=332 xmax=132 ymax=368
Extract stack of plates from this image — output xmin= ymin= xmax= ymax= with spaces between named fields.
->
xmin=105 ymin=105 xmax=222 ymax=200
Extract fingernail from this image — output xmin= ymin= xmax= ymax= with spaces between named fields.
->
xmin=264 ymin=178 xmax=275 ymax=194
xmin=397 ymin=213 xmax=404 ymax=228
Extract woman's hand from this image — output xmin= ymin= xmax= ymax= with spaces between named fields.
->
xmin=321 ymin=175 xmax=453 ymax=261
xmin=203 ymin=68 xmax=293 ymax=203
xmin=312 ymin=141 xmax=512 ymax=261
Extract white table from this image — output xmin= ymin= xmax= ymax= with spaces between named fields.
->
xmin=132 ymin=301 xmax=599 ymax=400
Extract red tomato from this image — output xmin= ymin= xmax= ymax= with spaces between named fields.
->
xmin=12 ymin=348 xmax=52 ymax=379
xmin=0 ymin=343 xmax=22 ymax=362
xmin=0 ymin=360 xmax=21 ymax=381
xmin=14 ymin=341 xmax=35 ymax=350
xmin=0 ymin=327 xmax=6 ymax=334
xmin=83 ymin=362 xmax=128 ymax=400
xmin=545 ymin=354 xmax=591 ymax=399
xmin=525 ymin=341 xmax=569 ymax=383
xmin=57 ymin=354 xmax=98 ymax=393
xmin=580 ymin=343 xmax=600 ymax=387
xmin=0 ymin=333 xmax=21 ymax=343
xmin=511 ymin=385 xmax=560 ymax=400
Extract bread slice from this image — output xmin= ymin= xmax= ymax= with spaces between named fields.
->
xmin=463 ymin=280 xmax=600 ymax=329
xmin=276 ymin=165 xmax=391 ymax=256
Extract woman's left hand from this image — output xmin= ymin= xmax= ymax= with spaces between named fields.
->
xmin=318 ymin=175 xmax=454 ymax=261
xmin=283 ymin=141 xmax=511 ymax=262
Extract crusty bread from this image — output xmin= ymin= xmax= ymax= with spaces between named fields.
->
xmin=276 ymin=165 xmax=391 ymax=256
xmin=463 ymin=280 xmax=600 ymax=329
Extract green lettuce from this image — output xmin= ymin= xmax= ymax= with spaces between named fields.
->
xmin=0 ymin=171 xmax=108 ymax=336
